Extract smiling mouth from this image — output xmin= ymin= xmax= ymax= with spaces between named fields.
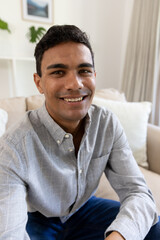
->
xmin=63 ymin=97 xmax=84 ymax=102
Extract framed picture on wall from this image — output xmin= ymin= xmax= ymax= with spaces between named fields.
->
xmin=22 ymin=0 xmax=53 ymax=24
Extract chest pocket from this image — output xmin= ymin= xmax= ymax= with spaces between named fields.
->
xmin=86 ymin=153 xmax=110 ymax=190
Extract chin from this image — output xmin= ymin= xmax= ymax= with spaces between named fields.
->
xmin=65 ymin=110 xmax=88 ymax=122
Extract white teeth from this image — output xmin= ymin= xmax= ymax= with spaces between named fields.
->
xmin=64 ymin=97 xmax=83 ymax=102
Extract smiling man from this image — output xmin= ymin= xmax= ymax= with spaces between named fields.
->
xmin=0 ymin=25 xmax=160 ymax=240
xmin=34 ymin=41 xmax=96 ymax=157
xmin=34 ymin=41 xmax=95 ymax=133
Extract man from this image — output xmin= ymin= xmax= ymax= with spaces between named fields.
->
xmin=0 ymin=25 xmax=159 ymax=240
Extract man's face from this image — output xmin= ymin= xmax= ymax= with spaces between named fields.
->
xmin=34 ymin=42 xmax=96 ymax=131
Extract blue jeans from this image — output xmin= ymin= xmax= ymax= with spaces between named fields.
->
xmin=26 ymin=196 xmax=160 ymax=240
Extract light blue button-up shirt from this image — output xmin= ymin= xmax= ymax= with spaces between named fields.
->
xmin=0 ymin=104 xmax=158 ymax=239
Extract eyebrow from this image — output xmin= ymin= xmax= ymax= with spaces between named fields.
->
xmin=47 ymin=63 xmax=68 ymax=70
xmin=46 ymin=62 xmax=94 ymax=70
xmin=78 ymin=63 xmax=94 ymax=68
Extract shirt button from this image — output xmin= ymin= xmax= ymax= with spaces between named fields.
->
xmin=57 ymin=140 xmax=61 ymax=145
xmin=79 ymin=169 xmax=83 ymax=174
xmin=68 ymin=148 xmax=74 ymax=152
xmin=64 ymin=134 xmax=70 ymax=139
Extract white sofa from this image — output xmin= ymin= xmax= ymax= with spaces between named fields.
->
xmin=0 ymin=88 xmax=160 ymax=214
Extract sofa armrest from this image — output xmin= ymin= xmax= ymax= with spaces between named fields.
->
xmin=147 ymin=123 xmax=160 ymax=174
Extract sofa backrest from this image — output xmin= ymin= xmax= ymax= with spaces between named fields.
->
xmin=0 ymin=97 xmax=26 ymax=129
xmin=0 ymin=88 xmax=126 ymax=130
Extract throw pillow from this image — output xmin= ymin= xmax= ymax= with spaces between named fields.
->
xmin=95 ymin=88 xmax=126 ymax=102
xmin=0 ymin=108 xmax=8 ymax=137
xmin=92 ymin=96 xmax=152 ymax=168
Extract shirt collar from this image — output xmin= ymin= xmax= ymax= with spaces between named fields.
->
xmin=37 ymin=104 xmax=66 ymax=145
xmin=37 ymin=103 xmax=92 ymax=144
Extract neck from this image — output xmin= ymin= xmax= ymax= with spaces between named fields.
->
xmin=72 ymin=120 xmax=83 ymax=136
xmin=72 ymin=119 xmax=85 ymax=157
xmin=58 ymin=118 xmax=84 ymax=135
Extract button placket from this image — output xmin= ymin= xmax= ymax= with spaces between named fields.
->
xmin=68 ymin=147 xmax=74 ymax=152
xmin=62 ymin=133 xmax=75 ymax=154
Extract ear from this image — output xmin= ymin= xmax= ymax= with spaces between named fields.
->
xmin=34 ymin=73 xmax=44 ymax=94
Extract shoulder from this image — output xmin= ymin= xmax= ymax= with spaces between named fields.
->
xmin=0 ymin=109 xmax=40 ymax=147
xmin=90 ymin=103 xmax=117 ymax=123
xmin=89 ymin=104 xmax=123 ymax=134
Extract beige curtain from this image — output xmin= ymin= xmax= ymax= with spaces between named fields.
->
xmin=152 ymin=54 xmax=160 ymax=125
xmin=121 ymin=0 xmax=160 ymax=126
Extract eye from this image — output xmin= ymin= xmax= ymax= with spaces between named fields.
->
xmin=79 ymin=69 xmax=92 ymax=75
xmin=50 ymin=70 xmax=65 ymax=76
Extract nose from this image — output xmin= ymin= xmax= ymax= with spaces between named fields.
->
xmin=64 ymin=72 xmax=83 ymax=90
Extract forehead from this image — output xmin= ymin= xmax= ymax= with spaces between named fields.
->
xmin=41 ymin=42 xmax=93 ymax=68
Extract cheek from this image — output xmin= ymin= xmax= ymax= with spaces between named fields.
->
xmin=87 ymin=77 xmax=96 ymax=91
xmin=42 ymin=78 xmax=60 ymax=94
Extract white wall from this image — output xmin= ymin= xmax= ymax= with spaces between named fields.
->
xmin=0 ymin=0 xmax=52 ymax=58
xmin=54 ymin=0 xmax=134 ymax=90
xmin=0 ymin=0 xmax=134 ymax=97
xmin=0 ymin=0 xmax=53 ymax=97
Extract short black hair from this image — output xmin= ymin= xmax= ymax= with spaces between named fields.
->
xmin=34 ymin=25 xmax=94 ymax=76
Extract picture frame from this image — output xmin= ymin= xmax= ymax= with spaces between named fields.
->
xmin=22 ymin=0 xmax=53 ymax=24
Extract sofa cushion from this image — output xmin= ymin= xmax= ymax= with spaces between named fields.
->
xmin=27 ymin=89 xmax=125 ymax=111
xmin=0 ymin=97 xmax=26 ymax=130
xmin=0 ymin=108 xmax=8 ymax=137
xmin=92 ymin=97 xmax=151 ymax=168
xmin=27 ymin=94 xmax=45 ymax=111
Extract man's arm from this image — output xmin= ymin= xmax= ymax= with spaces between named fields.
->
xmin=0 ymin=142 xmax=29 ymax=239
xmin=104 ymin=116 xmax=158 ymax=239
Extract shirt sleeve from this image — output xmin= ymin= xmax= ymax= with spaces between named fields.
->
xmin=104 ymin=117 xmax=158 ymax=240
xmin=0 ymin=141 xmax=30 ymax=240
